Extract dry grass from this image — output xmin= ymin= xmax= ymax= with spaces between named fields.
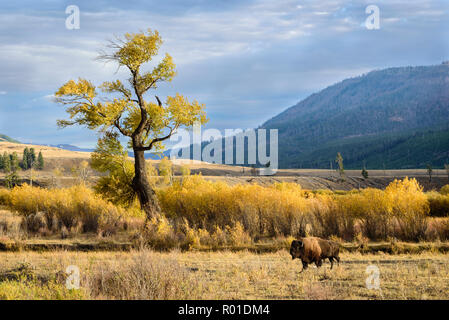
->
xmin=174 ymin=251 xmax=449 ymax=299
xmin=0 ymin=209 xmax=23 ymax=240
xmin=85 ymin=250 xmax=201 ymax=299
xmin=0 ymin=249 xmax=447 ymax=299
xmin=0 ymin=142 xmax=91 ymax=160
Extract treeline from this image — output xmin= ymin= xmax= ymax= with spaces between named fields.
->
xmin=275 ymin=128 xmax=449 ymax=169
xmin=0 ymin=147 xmax=44 ymax=173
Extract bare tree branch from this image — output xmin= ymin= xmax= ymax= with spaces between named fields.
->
xmin=135 ymin=125 xmax=179 ymax=151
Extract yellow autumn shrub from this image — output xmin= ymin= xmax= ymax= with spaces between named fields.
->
xmin=385 ymin=177 xmax=429 ymax=240
xmin=440 ymin=184 xmax=449 ymax=196
xmin=0 ymin=188 xmax=11 ymax=206
xmin=1 ymin=176 xmax=435 ymax=243
xmin=427 ymin=191 xmax=449 ymax=217
xmin=157 ymin=176 xmax=433 ymax=242
xmin=7 ymin=184 xmax=125 ymax=233
xmin=157 ymin=176 xmax=314 ymax=238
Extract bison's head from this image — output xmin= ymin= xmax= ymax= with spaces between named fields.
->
xmin=290 ymin=240 xmax=304 ymax=260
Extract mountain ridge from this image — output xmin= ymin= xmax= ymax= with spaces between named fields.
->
xmin=261 ymin=63 xmax=449 ymax=169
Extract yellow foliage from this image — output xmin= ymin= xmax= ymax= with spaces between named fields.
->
xmin=440 ymin=184 xmax=449 ymax=196
xmin=427 ymin=191 xmax=449 ymax=217
xmin=6 ymin=184 xmax=126 ymax=233
xmin=1 ymin=176 xmax=440 ymax=243
xmin=0 ymin=188 xmax=11 ymax=205
xmin=227 ymin=222 xmax=251 ymax=246
xmin=158 ymin=176 xmax=319 ymax=238
xmin=157 ymin=176 xmax=434 ymax=242
xmin=116 ymin=29 xmax=164 ymax=71
xmin=180 ymin=165 xmax=191 ymax=176
xmin=146 ymin=162 xmax=159 ymax=187
xmin=211 ymin=226 xmax=227 ymax=246
xmin=385 ymin=177 xmax=429 ymax=218
xmin=54 ymin=29 xmax=209 ymax=216
xmin=0 ymin=280 xmax=86 ymax=300
xmin=142 ymin=215 xmax=177 ymax=250
xmin=158 ymin=157 xmax=172 ymax=185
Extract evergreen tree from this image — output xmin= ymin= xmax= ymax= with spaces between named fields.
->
xmin=5 ymin=172 xmax=19 ymax=189
xmin=0 ymin=152 xmax=5 ymax=170
xmin=3 ymin=152 xmax=11 ymax=173
xmin=22 ymin=147 xmax=29 ymax=170
xmin=28 ymin=148 xmax=36 ymax=169
xmin=10 ymin=152 xmax=19 ymax=172
xmin=362 ymin=168 xmax=369 ymax=179
xmin=426 ymin=164 xmax=433 ymax=182
xmin=37 ymin=151 xmax=44 ymax=170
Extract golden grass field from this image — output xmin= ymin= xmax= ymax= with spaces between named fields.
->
xmin=0 ymin=249 xmax=448 ymax=300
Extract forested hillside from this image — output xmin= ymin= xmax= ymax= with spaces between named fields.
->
xmin=262 ymin=64 xmax=449 ymax=169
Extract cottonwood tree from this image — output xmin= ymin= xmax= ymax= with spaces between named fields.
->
xmin=55 ymin=29 xmax=207 ymax=219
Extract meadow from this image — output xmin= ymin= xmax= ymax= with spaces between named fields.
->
xmin=0 ymin=250 xmax=448 ymax=300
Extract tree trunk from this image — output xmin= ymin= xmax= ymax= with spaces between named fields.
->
xmin=132 ymin=148 xmax=161 ymax=220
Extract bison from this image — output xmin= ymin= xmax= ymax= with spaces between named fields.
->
xmin=290 ymin=237 xmax=340 ymax=272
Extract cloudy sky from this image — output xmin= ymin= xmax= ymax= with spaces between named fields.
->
xmin=0 ymin=0 xmax=448 ymax=148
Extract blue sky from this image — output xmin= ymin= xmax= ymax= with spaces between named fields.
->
xmin=0 ymin=0 xmax=448 ymax=148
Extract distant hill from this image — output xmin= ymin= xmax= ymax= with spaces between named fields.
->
xmin=34 ymin=143 xmax=95 ymax=153
xmin=0 ymin=134 xmax=20 ymax=143
xmin=38 ymin=143 xmax=165 ymax=160
xmin=262 ymin=63 xmax=449 ymax=169
xmin=51 ymin=144 xmax=94 ymax=153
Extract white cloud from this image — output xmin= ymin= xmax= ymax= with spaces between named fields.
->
xmin=0 ymin=0 xmax=447 ymax=146
xmin=0 ymin=0 xmax=444 ymax=93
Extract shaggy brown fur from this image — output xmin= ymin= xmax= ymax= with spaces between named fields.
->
xmin=290 ymin=237 xmax=340 ymax=271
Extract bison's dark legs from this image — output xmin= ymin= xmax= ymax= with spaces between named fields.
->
xmin=300 ymin=261 xmax=308 ymax=273
xmin=330 ymin=256 xmax=340 ymax=269
xmin=315 ymin=259 xmax=323 ymax=268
